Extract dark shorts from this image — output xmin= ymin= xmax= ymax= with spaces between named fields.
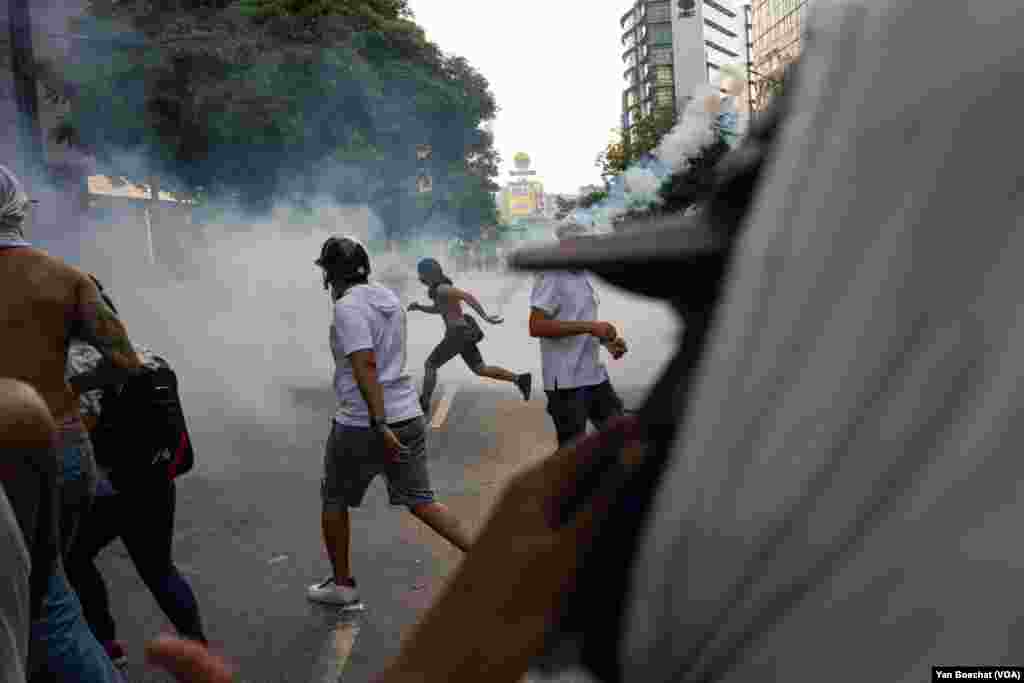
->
xmin=425 ymin=324 xmax=484 ymax=372
xmin=321 ymin=417 xmax=435 ymax=510
xmin=545 ymin=381 xmax=625 ymax=447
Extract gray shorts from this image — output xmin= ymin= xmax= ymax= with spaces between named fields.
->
xmin=321 ymin=417 xmax=435 ymax=510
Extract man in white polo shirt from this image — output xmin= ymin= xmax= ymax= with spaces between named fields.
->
xmin=308 ymin=236 xmax=471 ymax=609
xmin=528 ymin=221 xmax=628 ymax=447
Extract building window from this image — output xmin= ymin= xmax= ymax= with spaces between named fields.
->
xmin=770 ymin=0 xmax=799 ymax=16
xmin=704 ymin=18 xmax=738 ymax=38
xmin=655 ymin=64 xmax=673 ymax=85
xmin=704 ymin=0 xmax=736 ymax=18
xmin=705 ymin=39 xmax=740 ymax=58
xmin=648 ymin=23 xmax=672 ymax=46
xmin=647 ymin=1 xmax=670 ymax=23
xmin=649 ymin=45 xmax=673 ymax=65
xmin=655 ymin=87 xmax=675 ymax=107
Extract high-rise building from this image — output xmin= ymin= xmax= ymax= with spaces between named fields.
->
xmin=620 ymin=1 xmax=746 ymax=144
xmin=746 ymin=0 xmax=811 ymax=111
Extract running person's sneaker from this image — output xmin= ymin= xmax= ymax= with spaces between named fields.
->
xmin=307 ymin=577 xmax=363 ymax=609
xmin=103 ymin=639 xmax=128 ymax=670
xmin=516 ymin=373 xmax=532 ymax=401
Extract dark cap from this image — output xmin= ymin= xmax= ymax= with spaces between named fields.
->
xmin=508 ymin=212 xmax=727 ymax=300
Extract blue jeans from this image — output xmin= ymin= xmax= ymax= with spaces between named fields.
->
xmin=30 ymin=564 xmax=125 ymax=683
xmin=55 ymin=421 xmax=97 ymax=559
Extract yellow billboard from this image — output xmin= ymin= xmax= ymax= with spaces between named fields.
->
xmin=500 ymin=180 xmax=543 ymax=220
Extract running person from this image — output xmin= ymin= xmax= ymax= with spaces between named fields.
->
xmin=408 ymin=258 xmax=532 ymax=416
xmin=308 ymin=237 xmax=472 ymax=608
xmin=65 ymin=277 xmax=207 ymax=669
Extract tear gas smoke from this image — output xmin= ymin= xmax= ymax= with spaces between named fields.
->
xmin=69 ymin=197 xmax=678 ymax=473
xmin=570 ymin=82 xmax=735 ymax=229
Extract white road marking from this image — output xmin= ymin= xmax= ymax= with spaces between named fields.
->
xmin=430 ymin=384 xmax=458 ymax=430
xmin=319 ymin=621 xmax=360 ymax=683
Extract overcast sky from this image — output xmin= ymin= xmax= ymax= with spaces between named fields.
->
xmin=407 ymin=0 xmax=625 ymax=196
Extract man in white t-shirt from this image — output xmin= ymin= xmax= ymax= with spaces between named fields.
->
xmin=529 ymin=221 xmax=628 ymax=447
xmin=308 ymin=236 xmax=472 ymax=609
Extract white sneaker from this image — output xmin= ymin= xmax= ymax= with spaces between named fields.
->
xmin=306 ymin=577 xmax=364 ymax=609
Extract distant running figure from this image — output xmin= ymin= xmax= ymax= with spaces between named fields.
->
xmin=408 ymin=258 xmax=531 ymax=415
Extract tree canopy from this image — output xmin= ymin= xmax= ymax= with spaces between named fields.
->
xmin=51 ymin=0 xmax=500 ymax=238
xmin=596 ymin=107 xmax=677 ymax=181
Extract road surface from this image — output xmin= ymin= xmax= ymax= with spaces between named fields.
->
xmin=94 ymin=275 xmax=678 ymax=682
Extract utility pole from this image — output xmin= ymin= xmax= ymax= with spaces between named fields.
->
xmin=8 ymin=0 xmax=46 ymax=181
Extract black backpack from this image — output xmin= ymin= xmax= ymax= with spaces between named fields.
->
xmin=90 ymin=358 xmax=195 ymax=487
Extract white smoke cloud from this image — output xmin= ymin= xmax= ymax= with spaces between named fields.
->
xmin=580 ymin=82 xmax=727 ymax=227
xmin=656 ymin=83 xmax=720 ymax=173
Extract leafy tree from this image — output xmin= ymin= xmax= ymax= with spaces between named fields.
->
xmin=52 ymin=0 xmax=501 ymax=242
xmin=577 ymin=191 xmax=608 ymax=210
xmin=596 ymin=108 xmax=677 ymax=181
xmin=595 ymin=133 xmax=628 ymax=180
xmin=553 ymin=195 xmax=576 ymax=221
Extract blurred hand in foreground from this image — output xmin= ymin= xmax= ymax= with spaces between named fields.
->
xmin=145 ymin=637 xmax=234 ymax=683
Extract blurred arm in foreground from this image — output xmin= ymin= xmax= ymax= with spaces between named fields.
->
xmin=0 ymin=378 xmax=60 ymax=679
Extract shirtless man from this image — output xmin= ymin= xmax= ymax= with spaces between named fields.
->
xmin=408 ymin=258 xmax=531 ymax=415
xmin=0 ymin=164 xmax=140 ymax=682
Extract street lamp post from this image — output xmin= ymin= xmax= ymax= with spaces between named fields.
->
xmin=413 ymin=143 xmax=433 ymax=252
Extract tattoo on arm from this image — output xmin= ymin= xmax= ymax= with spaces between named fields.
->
xmin=70 ymin=297 xmax=141 ymax=370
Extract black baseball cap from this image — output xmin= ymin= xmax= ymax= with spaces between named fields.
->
xmin=508 ymin=212 xmax=727 ymax=300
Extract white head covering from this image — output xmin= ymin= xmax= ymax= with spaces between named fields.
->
xmin=623 ymin=2 xmax=1024 ymax=681
xmin=0 ymin=165 xmax=30 ymax=246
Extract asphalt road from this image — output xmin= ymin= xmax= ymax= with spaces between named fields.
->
xmin=94 ymin=276 xmax=679 ymax=683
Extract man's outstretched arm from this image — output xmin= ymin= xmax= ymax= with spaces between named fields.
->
xmin=409 ymin=302 xmax=442 ymax=315
xmin=444 ymin=286 xmax=501 ymax=323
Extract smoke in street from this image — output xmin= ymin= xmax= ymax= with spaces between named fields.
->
xmin=66 ymin=195 xmax=679 ymax=472
xmin=12 ymin=3 xmax=681 ymax=473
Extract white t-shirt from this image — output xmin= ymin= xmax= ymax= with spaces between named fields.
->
xmin=622 ymin=2 xmax=1024 ymax=681
xmin=331 ymin=283 xmax=422 ymax=427
xmin=530 ymin=270 xmax=609 ymax=391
